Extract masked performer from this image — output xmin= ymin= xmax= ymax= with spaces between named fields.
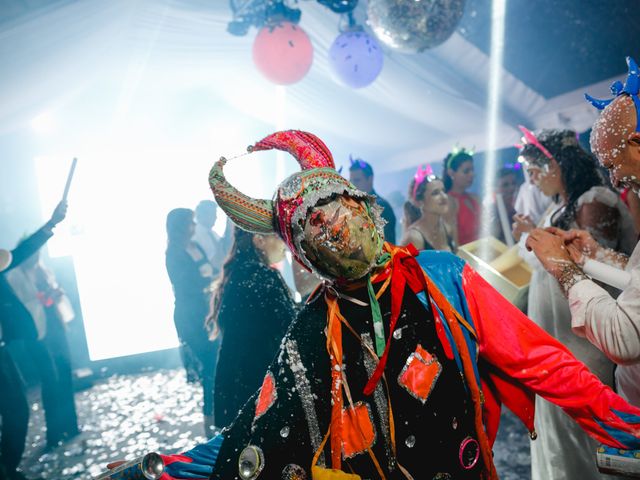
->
xmin=115 ymin=131 xmax=640 ymax=480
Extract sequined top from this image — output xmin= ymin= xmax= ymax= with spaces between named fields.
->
xmin=158 ymin=251 xmax=640 ymax=480
xmin=211 ymin=278 xmax=482 ymax=479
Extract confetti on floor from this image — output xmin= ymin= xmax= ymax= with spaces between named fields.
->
xmin=16 ymin=368 xmax=530 ymax=479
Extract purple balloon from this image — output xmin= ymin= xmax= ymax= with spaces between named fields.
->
xmin=329 ymin=31 xmax=384 ymax=89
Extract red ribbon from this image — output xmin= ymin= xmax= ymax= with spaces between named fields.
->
xmin=363 ymin=244 xmax=452 ymax=396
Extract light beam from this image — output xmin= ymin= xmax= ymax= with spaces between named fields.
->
xmin=480 ymin=0 xmax=507 ymax=248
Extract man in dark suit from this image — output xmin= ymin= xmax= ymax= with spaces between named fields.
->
xmin=349 ymin=158 xmax=397 ymax=244
xmin=0 ymin=201 xmax=66 ymax=480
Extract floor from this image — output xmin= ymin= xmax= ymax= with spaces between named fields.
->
xmin=17 ymin=368 xmax=531 ymax=479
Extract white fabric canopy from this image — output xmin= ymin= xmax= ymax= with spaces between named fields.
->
xmin=0 ymin=0 xmax=614 ymax=172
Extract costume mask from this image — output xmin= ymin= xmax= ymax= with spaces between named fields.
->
xmin=209 ymin=130 xmax=386 ymax=282
xmin=301 ymin=195 xmax=380 ymax=280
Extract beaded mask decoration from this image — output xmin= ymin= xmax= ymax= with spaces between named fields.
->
xmin=209 ymin=130 xmax=385 ymax=281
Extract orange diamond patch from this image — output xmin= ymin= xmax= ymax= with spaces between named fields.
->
xmin=398 ymin=344 xmax=442 ymax=404
xmin=255 ymin=371 xmax=277 ymax=420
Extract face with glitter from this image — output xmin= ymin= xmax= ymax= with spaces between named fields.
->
xmin=301 ymin=195 xmax=381 ymax=280
xmin=590 ymin=95 xmax=640 ymax=191
xmin=523 ymin=157 xmax=563 ymax=198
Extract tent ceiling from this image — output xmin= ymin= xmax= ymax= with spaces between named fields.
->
xmin=0 ymin=0 xmax=637 ymax=173
xmin=460 ymin=0 xmax=640 ymax=99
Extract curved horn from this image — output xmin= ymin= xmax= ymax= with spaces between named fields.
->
xmin=208 ymin=157 xmax=275 ymax=234
xmin=624 ymin=56 xmax=639 ymax=95
xmin=584 ymin=93 xmax=612 ymax=111
xmin=251 ymin=130 xmax=335 ymax=170
xmin=610 ymin=80 xmax=624 ymax=96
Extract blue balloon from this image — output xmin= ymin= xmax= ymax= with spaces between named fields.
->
xmin=329 ymin=31 xmax=384 ymax=89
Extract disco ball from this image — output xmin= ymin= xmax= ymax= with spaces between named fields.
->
xmin=367 ymin=0 xmax=466 ymax=53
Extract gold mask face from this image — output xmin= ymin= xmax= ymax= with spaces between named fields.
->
xmin=301 ymin=195 xmax=381 ymax=280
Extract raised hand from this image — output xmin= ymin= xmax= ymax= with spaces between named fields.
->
xmin=48 ymin=200 xmax=68 ymax=228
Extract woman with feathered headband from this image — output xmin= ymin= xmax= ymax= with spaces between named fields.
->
xmin=401 ymin=165 xmax=456 ymax=253
xmin=106 ymin=131 xmax=640 ymax=480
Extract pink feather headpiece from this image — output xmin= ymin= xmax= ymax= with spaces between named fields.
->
xmin=412 ymin=164 xmax=436 ymax=201
xmin=517 ymin=125 xmax=554 ymax=161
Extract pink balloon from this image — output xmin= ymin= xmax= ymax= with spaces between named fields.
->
xmin=252 ymin=22 xmax=314 ymax=85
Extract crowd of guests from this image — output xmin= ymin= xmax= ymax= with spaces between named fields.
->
xmin=150 ymin=78 xmax=640 ymax=479
xmin=2 ymin=65 xmax=640 ymax=480
xmin=0 ymin=201 xmax=79 ymax=480
xmin=159 ymin=121 xmax=640 ymax=480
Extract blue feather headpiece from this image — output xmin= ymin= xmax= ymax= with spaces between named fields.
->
xmin=349 ymin=155 xmax=370 ymax=171
xmin=585 ymin=56 xmax=640 ymax=132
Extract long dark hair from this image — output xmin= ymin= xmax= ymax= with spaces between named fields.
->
xmin=206 ymin=227 xmax=261 ymax=339
xmin=521 ymin=129 xmax=604 ymax=230
xmin=166 ymin=208 xmax=193 ymax=247
xmin=442 ymin=150 xmax=474 ymax=192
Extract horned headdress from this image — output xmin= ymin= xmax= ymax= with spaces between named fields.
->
xmin=208 ymin=130 xmax=385 ymax=277
xmin=585 ymin=56 xmax=640 ymax=132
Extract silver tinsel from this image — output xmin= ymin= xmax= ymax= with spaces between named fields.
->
xmin=284 ymin=339 xmax=325 ymax=467
xmin=367 ymin=0 xmax=466 ymax=53
xmin=15 ymin=368 xmax=530 ymax=478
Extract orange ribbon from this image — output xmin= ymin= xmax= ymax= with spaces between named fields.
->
xmin=321 ymin=243 xmax=497 ymax=479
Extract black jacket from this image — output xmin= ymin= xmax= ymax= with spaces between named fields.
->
xmin=0 ymin=227 xmax=52 ymax=342
xmin=373 ymin=190 xmax=397 ymax=245
xmin=214 ymin=258 xmax=297 ymax=427
xmin=211 ymin=281 xmax=481 ymax=479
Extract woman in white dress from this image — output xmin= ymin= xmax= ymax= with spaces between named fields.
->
xmin=513 ymin=127 xmax=637 ymax=480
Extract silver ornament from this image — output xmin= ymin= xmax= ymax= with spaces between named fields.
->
xmin=238 ymin=445 xmax=265 ymax=480
xmin=405 ymin=435 xmax=416 ymax=448
xmin=367 ymin=0 xmax=466 ymax=53
xmin=281 ymin=463 xmax=307 ymax=480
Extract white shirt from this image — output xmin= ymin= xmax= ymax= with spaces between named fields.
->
xmin=568 ymin=241 xmax=640 ymax=406
xmin=193 ymin=223 xmax=220 ymax=261
xmin=514 ymin=181 xmax=552 ymax=225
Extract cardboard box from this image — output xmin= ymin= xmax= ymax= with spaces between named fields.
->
xmin=458 ymin=237 xmax=531 ymax=311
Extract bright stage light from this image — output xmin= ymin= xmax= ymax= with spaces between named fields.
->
xmin=31 ymin=112 xmax=56 ymax=134
xmin=480 ymin=0 xmax=507 ymax=245
xmin=33 ymin=118 xmax=289 ymax=361
xmin=34 ymin=152 xmax=181 ymax=360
